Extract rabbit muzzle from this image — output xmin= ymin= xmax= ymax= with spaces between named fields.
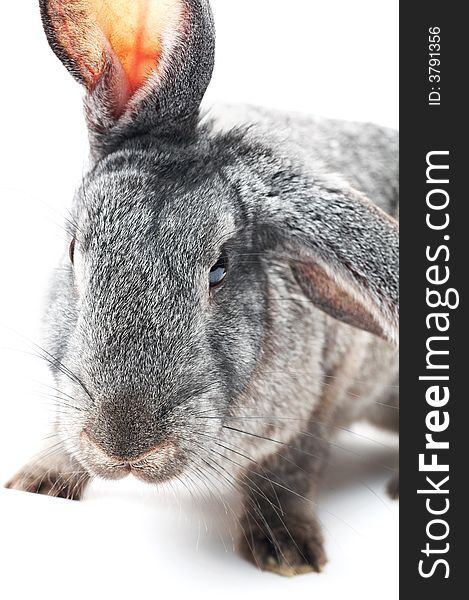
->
xmin=80 ymin=429 xmax=183 ymax=483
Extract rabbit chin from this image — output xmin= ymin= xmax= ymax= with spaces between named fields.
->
xmin=78 ymin=430 xmax=185 ymax=484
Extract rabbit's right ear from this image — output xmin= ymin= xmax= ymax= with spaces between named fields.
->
xmin=259 ymin=180 xmax=399 ymax=346
xmin=40 ymin=0 xmax=215 ymax=156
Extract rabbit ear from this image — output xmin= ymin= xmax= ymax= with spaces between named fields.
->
xmin=262 ymin=181 xmax=399 ymax=345
xmin=40 ymin=0 xmax=215 ymax=155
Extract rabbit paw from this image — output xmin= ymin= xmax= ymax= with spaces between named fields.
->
xmin=239 ymin=513 xmax=327 ymax=576
xmin=5 ymin=465 xmax=89 ymax=501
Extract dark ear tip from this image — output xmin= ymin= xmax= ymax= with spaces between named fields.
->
xmin=39 ymin=0 xmax=88 ymax=87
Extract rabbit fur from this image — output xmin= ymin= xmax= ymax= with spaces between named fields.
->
xmin=6 ymin=0 xmax=399 ymax=576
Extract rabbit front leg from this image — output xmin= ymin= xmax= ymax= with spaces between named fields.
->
xmin=5 ymin=439 xmax=90 ymax=501
xmin=238 ymin=423 xmax=329 ymax=576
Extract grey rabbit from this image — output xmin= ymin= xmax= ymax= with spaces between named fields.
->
xmin=6 ymin=0 xmax=399 ymax=576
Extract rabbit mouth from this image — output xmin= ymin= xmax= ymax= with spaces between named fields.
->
xmin=79 ymin=430 xmax=184 ymax=483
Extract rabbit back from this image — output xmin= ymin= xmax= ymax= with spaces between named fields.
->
xmin=204 ymin=104 xmax=399 ymax=219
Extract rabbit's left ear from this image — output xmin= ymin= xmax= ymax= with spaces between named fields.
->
xmin=261 ymin=182 xmax=399 ymax=345
xmin=40 ymin=0 xmax=215 ymax=154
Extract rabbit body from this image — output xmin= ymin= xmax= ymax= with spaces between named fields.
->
xmin=6 ymin=0 xmax=399 ymax=576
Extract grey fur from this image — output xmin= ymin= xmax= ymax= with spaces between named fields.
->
xmin=6 ymin=0 xmax=399 ymax=576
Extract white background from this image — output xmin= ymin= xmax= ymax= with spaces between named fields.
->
xmin=0 ymin=1 xmax=399 ymax=598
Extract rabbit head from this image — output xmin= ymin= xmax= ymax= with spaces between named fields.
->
xmin=40 ymin=0 xmax=399 ymax=483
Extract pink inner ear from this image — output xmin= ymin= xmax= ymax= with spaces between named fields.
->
xmin=52 ymin=0 xmax=183 ymax=95
xmin=90 ymin=0 xmax=159 ymax=94
xmin=125 ymin=2 xmax=164 ymax=94
xmin=90 ymin=0 xmax=184 ymax=94
xmin=292 ymin=262 xmax=385 ymax=339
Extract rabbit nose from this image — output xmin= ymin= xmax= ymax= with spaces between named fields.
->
xmin=83 ymin=396 xmax=164 ymax=461
xmin=81 ymin=429 xmax=168 ymax=461
xmin=80 ymin=429 xmax=176 ymax=480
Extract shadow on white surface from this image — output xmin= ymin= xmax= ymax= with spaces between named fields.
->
xmin=1 ymin=429 xmax=398 ymax=600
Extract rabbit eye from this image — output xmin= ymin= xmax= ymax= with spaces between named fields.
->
xmin=209 ymin=254 xmax=227 ymax=289
xmin=69 ymin=239 xmax=76 ymax=265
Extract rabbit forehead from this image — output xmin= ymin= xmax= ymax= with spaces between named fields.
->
xmin=77 ymin=167 xmax=239 ymax=259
